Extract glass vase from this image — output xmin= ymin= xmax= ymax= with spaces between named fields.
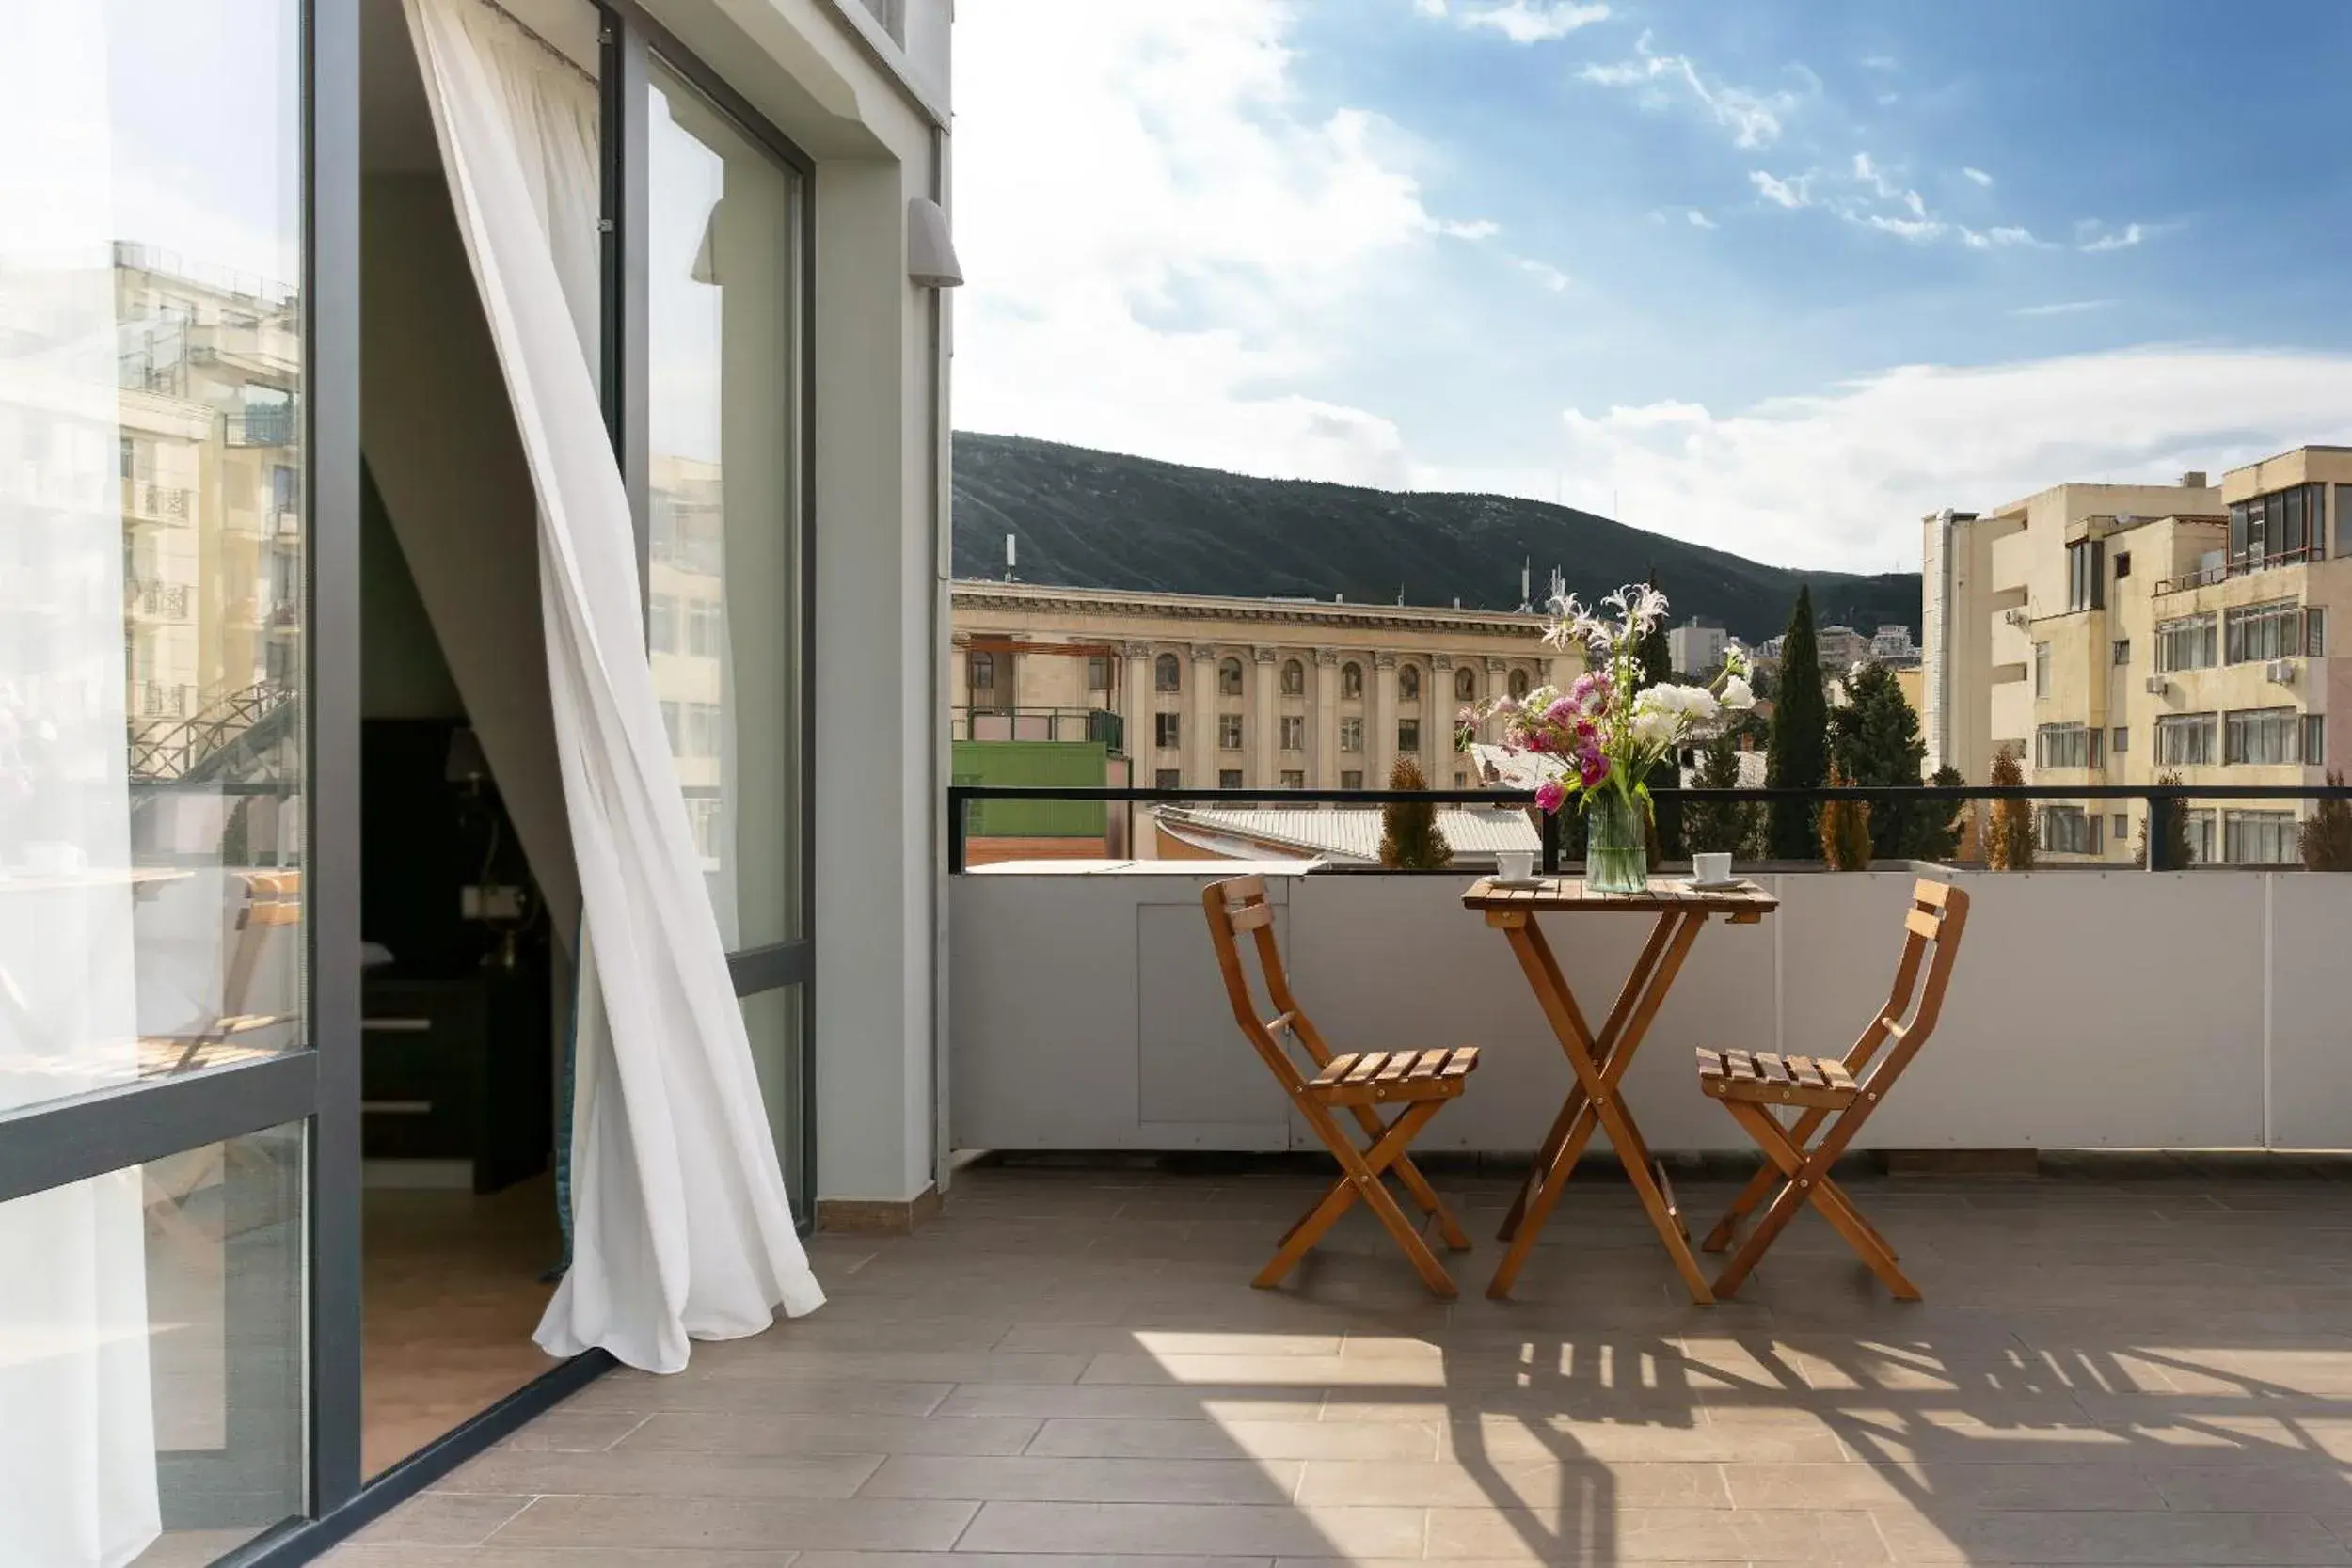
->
xmin=1583 ymin=784 xmax=1648 ymax=894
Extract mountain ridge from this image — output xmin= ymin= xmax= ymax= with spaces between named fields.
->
xmin=950 ymin=431 xmax=1921 ymax=645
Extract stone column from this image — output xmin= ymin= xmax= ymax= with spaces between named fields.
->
xmin=1430 ymin=654 xmax=1455 ymax=785
xmin=1120 ymin=641 xmax=1152 ymax=769
xmin=1370 ymin=650 xmax=1398 ymax=788
xmin=1251 ymin=646 xmax=1279 ymax=789
xmin=1187 ymin=643 xmax=1218 ymax=790
xmin=1483 ymin=657 xmax=1508 ymax=744
xmin=1313 ymin=647 xmax=1342 ymax=789
xmin=1547 ymin=653 xmax=1579 ymax=695
xmin=948 ymin=644 xmax=968 ymax=736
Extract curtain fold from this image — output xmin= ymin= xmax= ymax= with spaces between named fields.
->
xmin=400 ymin=0 xmax=822 ymax=1373
xmin=0 ymin=3 xmax=159 ymax=1561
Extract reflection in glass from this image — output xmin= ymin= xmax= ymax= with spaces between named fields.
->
xmin=0 ymin=1 xmax=306 ymax=1116
xmin=740 ymin=984 xmax=809 ymax=1224
xmin=646 ymin=59 xmax=803 ymax=952
xmin=0 ymin=1124 xmax=307 ymax=1565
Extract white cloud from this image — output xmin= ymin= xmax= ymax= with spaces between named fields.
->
xmin=1545 ymin=349 xmax=2352 ymax=568
xmin=1578 ymin=30 xmax=1804 ymax=149
xmin=1517 ymin=258 xmax=1574 ymax=292
xmin=1861 ymin=54 xmax=1899 ymax=71
xmin=1866 ymin=214 xmax=1946 ymax=242
xmin=954 ymin=1 xmax=1456 ymax=488
xmin=1426 ymin=0 xmax=1612 ymax=43
xmin=1749 ymin=168 xmax=1814 ymax=209
xmin=1963 ymin=166 xmax=1995 ymax=186
xmin=1961 ymin=224 xmax=2048 ymax=249
xmin=1687 ymin=209 xmax=1717 ymax=229
xmin=2012 ymin=299 xmax=2119 ymax=317
xmin=2080 ymin=221 xmax=2149 ymax=253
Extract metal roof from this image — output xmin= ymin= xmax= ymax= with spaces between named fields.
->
xmin=1153 ymin=805 xmax=1539 ymax=864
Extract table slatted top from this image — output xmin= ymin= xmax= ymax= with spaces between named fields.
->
xmin=1462 ymin=876 xmax=1780 ymax=914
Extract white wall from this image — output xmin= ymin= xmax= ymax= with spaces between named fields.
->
xmin=952 ymin=868 xmax=2352 ymax=1154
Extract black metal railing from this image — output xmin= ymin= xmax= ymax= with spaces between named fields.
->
xmin=945 ymin=782 xmax=2352 ymax=875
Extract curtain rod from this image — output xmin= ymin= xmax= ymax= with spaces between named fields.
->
xmin=470 ymin=0 xmax=599 ymax=87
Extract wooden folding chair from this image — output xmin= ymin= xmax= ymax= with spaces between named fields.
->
xmin=1202 ymin=875 xmax=1481 ymax=1297
xmin=1694 ymin=878 xmax=1970 ymax=1301
xmin=144 ymin=871 xmax=303 ymax=1075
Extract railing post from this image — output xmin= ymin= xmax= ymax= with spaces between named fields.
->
xmin=947 ymin=789 xmax=967 ymax=876
xmin=1539 ymin=807 xmax=1562 ymax=875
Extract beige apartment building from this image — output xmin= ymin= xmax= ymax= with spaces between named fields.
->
xmin=1924 ymin=447 xmax=2352 ymax=863
xmin=951 ymin=581 xmax=1567 ymax=793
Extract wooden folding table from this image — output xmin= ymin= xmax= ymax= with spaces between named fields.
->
xmin=1465 ymin=876 xmax=1778 ymax=1302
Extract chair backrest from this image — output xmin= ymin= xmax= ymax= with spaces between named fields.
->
xmin=1845 ymin=877 xmax=1970 ymax=1092
xmin=1201 ymin=875 xmax=1332 ymax=1095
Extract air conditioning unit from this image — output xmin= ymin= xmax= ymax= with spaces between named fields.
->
xmin=2143 ymin=675 xmax=2169 ymax=696
xmin=2265 ymin=659 xmax=2298 ymax=686
xmin=2003 ymin=608 xmax=2032 ymax=628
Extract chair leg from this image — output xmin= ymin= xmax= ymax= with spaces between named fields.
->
xmin=1713 ymin=1101 xmax=1917 ymax=1301
xmin=1346 ymin=1102 xmax=1470 ymax=1251
xmin=1259 ymin=1100 xmax=1456 ymax=1296
xmin=1702 ymin=1106 xmax=1829 ymax=1252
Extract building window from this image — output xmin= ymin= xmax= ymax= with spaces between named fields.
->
xmin=1339 ymin=718 xmax=1362 ymax=752
xmin=2155 ymin=712 xmax=2218 ymax=767
xmin=1454 ymin=771 xmax=1470 ymax=787
xmin=2155 ymin=613 xmax=2217 ymax=672
xmin=1341 ymin=769 xmax=1364 ymax=790
xmin=1280 ymin=658 xmax=1306 ymax=696
xmin=2224 ymin=809 xmax=2297 ymax=864
xmin=1154 ymin=712 xmax=1181 ymax=749
xmin=1280 ymin=768 xmax=1306 ymax=789
xmin=2113 ymin=551 xmax=2131 ymax=579
xmin=2224 ymin=706 xmax=2299 ymax=766
xmin=1508 ymin=669 xmax=1531 ymax=700
xmin=1087 ymin=655 xmax=1110 ymax=691
xmin=686 ymin=599 xmax=723 ymax=656
xmin=2038 ymin=805 xmax=2098 ymax=855
xmin=2306 ymin=714 xmax=2327 ymax=767
xmin=660 ymin=700 xmax=683 ymax=751
xmin=1218 ymin=657 xmax=1244 ymax=697
xmin=2111 ymin=726 xmax=2127 ymax=755
xmin=2065 ymin=539 xmax=2104 ymax=611
xmin=1218 ymin=768 xmax=1244 ymax=789
xmin=2309 ymin=607 xmax=2328 ymax=657
xmin=1398 ymin=718 xmax=1421 ymax=752
xmin=1155 ymin=768 xmax=1182 ymax=790
xmin=1217 ymin=714 xmax=1244 ymax=751
xmin=2112 ymin=639 xmax=2130 ymax=666
xmin=1341 ymin=661 xmax=1363 ymax=699
xmin=2225 ymin=600 xmax=2305 ymax=665
xmin=2111 ymin=812 xmax=2129 ymax=842
xmin=650 ymin=594 xmax=678 ymax=653
xmin=2035 ymin=722 xmax=2100 ymax=769
xmin=2033 ymin=641 xmax=2050 ymax=697
xmin=2231 ymin=483 xmax=2327 ymax=571
xmin=1154 ymin=652 xmax=1182 ymax=691
xmin=1280 ymin=715 xmax=1304 ymax=751
xmin=2338 ymin=485 xmax=2352 ymax=557
xmin=969 ymin=650 xmax=995 ymax=690
xmin=2186 ymin=809 xmax=2217 ymax=864
xmin=1399 ymin=665 xmax=1421 ymax=701
xmin=1454 ymin=666 xmax=1477 ymax=702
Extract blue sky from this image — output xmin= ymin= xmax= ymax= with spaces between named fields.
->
xmin=956 ymin=1 xmax=2352 ymax=573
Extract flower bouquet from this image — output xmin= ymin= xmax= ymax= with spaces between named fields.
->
xmin=1458 ymin=584 xmax=1754 ymax=892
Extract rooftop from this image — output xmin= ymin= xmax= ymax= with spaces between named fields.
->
xmin=350 ymin=1156 xmax=2352 ymax=1565
xmin=1155 ymin=804 xmax=1542 ymax=863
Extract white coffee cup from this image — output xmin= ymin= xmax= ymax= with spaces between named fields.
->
xmin=1495 ymin=848 xmax=1535 ymax=883
xmin=1692 ymin=850 xmax=1733 ymax=886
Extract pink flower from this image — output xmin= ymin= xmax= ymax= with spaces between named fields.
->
xmin=1570 ymin=671 xmax=1609 ymax=712
xmin=1456 ymin=705 xmax=1476 ymax=726
xmin=1545 ymin=696 xmax=1579 ymax=727
xmin=1574 ymin=717 xmax=1597 ymax=742
xmin=1534 ymin=779 xmax=1567 ymax=815
xmin=1522 ymin=729 xmax=1553 ymax=753
xmin=1577 ymin=746 xmax=1608 ymax=789
xmin=1494 ymin=694 xmax=1521 ymax=716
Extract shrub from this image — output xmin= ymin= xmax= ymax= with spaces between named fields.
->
xmin=1987 ymin=747 xmax=2034 ymax=870
xmin=1819 ymin=764 xmax=1873 ymax=870
xmin=2136 ymin=770 xmax=2194 ymax=869
xmin=2301 ymin=770 xmax=2352 ymax=871
xmin=1378 ymin=754 xmax=1454 ymax=869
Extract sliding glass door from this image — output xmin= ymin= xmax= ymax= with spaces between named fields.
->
xmin=0 ymin=0 xmax=320 ymax=1559
xmin=639 ymin=50 xmax=815 ymax=1221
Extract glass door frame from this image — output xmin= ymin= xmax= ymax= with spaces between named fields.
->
xmin=603 ymin=1 xmax=820 ymax=1227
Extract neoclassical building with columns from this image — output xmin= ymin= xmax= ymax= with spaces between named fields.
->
xmin=952 ymin=581 xmax=1574 ymax=792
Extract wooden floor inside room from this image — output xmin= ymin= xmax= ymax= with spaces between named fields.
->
xmin=363 ymin=1174 xmax=564 ymax=1477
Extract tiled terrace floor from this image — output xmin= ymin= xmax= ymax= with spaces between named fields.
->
xmin=337 ymin=1155 xmax=2352 ymax=1566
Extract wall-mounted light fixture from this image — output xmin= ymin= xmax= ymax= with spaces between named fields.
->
xmin=907 ymin=197 xmax=962 ymax=287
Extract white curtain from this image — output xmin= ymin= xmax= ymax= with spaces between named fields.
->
xmin=0 ymin=4 xmax=159 ymax=1563
xmin=400 ymin=0 xmax=822 ymax=1372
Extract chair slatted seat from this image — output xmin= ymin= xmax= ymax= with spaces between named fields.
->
xmin=1695 ymin=879 xmax=1972 ymax=1302
xmin=1203 ymin=876 xmax=1482 ymax=1297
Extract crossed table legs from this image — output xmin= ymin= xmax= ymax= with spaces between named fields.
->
xmin=1486 ymin=906 xmax=1719 ymax=1302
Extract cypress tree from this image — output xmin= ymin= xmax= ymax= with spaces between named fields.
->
xmin=1765 ymin=585 xmax=1828 ymax=859
xmin=1829 ymin=662 xmax=1949 ymax=859
xmin=1378 ymin=754 xmax=1454 ymax=869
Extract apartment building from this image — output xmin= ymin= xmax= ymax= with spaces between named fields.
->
xmin=952 ymin=581 xmax=1566 ymax=795
xmin=1923 ymin=449 xmax=2352 ymax=863
xmin=1666 ymin=616 xmax=1728 ymax=676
